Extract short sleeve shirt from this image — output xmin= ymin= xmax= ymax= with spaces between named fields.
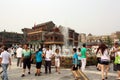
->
xmin=36 ymin=51 xmax=42 ymax=62
xmin=81 ymin=47 xmax=87 ymax=58
xmin=73 ymin=53 xmax=78 ymax=64
xmin=45 ymin=50 xmax=53 ymax=61
xmin=77 ymin=52 xmax=82 ymax=60
xmin=22 ymin=49 xmax=31 ymax=57
xmin=0 ymin=51 xmax=11 ymax=64
xmin=54 ymin=53 xmax=61 ymax=60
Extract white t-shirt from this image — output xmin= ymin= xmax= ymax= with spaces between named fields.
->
xmin=54 ymin=53 xmax=61 ymax=60
xmin=110 ymin=47 xmax=117 ymax=56
xmin=16 ymin=47 xmax=23 ymax=58
xmin=0 ymin=51 xmax=11 ymax=64
xmin=101 ymin=49 xmax=110 ymax=61
xmin=45 ymin=50 xmax=53 ymax=61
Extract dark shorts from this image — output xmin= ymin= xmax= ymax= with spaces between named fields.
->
xmin=100 ymin=60 xmax=109 ymax=65
xmin=23 ymin=58 xmax=31 ymax=69
xmin=97 ymin=57 xmax=101 ymax=64
xmin=36 ymin=62 xmax=42 ymax=69
xmin=72 ymin=65 xmax=78 ymax=71
xmin=116 ymin=64 xmax=120 ymax=71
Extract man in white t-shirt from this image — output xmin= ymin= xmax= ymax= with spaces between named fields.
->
xmin=0 ymin=46 xmax=11 ymax=80
xmin=110 ymin=42 xmax=119 ymax=71
xmin=16 ymin=45 xmax=23 ymax=67
xmin=45 ymin=47 xmax=53 ymax=74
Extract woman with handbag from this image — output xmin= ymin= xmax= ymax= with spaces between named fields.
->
xmin=98 ymin=43 xmax=110 ymax=80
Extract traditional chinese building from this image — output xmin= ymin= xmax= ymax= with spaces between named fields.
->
xmin=0 ymin=30 xmax=24 ymax=47
xmin=22 ymin=21 xmax=64 ymax=51
xmin=44 ymin=27 xmax=64 ymax=53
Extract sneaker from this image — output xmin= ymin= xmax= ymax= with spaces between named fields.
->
xmin=105 ymin=77 xmax=108 ymax=79
xmin=28 ymin=72 xmax=30 ymax=74
xmin=97 ymin=68 xmax=101 ymax=71
xmin=21 ymin=74 xmax=25 ymax=77
xmin=35 ymin=73 xmax=37 ymax=76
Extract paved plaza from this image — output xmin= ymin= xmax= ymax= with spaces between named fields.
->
xmin=0 ymin=59 xmax=117 ymax=80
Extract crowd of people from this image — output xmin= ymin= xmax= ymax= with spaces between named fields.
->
xmin=0 ymin=42 xmax=120 ymax=80
xmin=0 ymin=44 xmax=62 ymax=80
xmin=72 ymin=42 xmax=120 ymax=80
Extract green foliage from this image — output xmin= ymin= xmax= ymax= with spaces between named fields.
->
xmin=105 ymin=36 xmax=113 ymax=47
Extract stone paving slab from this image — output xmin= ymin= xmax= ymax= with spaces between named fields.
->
xmin=0 ymin=59 xmax=118 ymax=80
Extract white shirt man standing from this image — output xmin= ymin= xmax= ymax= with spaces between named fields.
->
xmin=45 ymin=47 xmax=53 ymax=74
xmin=16 ymin=45 xmax=23 ymax=67
xmin=0 ymin=46 xmax=11 ymax=80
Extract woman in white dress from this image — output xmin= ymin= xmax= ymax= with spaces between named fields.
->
xmin=54 ymin=49 xmax=61 ymax=74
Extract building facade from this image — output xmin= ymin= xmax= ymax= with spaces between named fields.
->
xmin=59 ymin=26 xmax=79 ymax=55
xmin=22 ymin=21 xmax=64 ymax=52
xmin=0 ymin=30 xmax=24 ymax=47
xmin=111 ymin=31 xmax=120 ymax=42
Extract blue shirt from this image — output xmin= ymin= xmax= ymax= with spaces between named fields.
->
xmin=73 ymin=53 xmax=78 ymax=65
xmin=36 ymin=51 xmax=42 ymax=62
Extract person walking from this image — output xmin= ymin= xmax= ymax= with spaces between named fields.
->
xmin=99 ymin=43 xmax=110 ymax=80
xmin=96 ymin=45 xmax=102 ymax=71
xmin=72 ymin=48 xmax=79 ymax=80
xmin=54 ymin=48 xmax=61 ymax=74
xmin=16 ymin=45 xmax=23 ymax=67
xmin=44 ymin=46 xmax=53 ymax=74
xmin=10 ymin=48 xmax=14 ymax=59
xmin=0 ymin=46 xmax=11 ymax=80
xmin=111 ymin=42 xmax=120 ymax=79
xmin=77 ymin=48 xmax=81 ymax=69
xmin=21 ymin=44 xmax=33 ymax=77
xmin=81 ymin=43 xmax=87 ymax=72
xmin=35 ymin=48 xmax=43 ymax=76
xmin=110 ymin=42 xmax=119 ymax=71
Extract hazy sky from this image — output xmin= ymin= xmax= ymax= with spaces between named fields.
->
xmin=0 ymin=0 xmax=120 ymax=35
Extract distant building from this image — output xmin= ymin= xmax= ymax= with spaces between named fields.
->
xmin=0 ymin=30 xmax=24 ymax=47
xmin=79 ymin=33 xmax=86 ymax=43
xmin=111 ymin=31 xmax=120 ymax=42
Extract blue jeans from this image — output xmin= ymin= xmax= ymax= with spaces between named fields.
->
xmin=1 ymin=64 xmax=9 ymax=80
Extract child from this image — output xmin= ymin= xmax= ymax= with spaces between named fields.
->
xmin=72 ymin=48 xmax=79 ymax=79
xmin=54 ymin=49 xmax=61 ymax=74
xmin=77 ymin=48 xmax=81 ymax=69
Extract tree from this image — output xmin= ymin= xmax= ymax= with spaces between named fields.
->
xmin=106 ymin=36 xmax=112 ymax=47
